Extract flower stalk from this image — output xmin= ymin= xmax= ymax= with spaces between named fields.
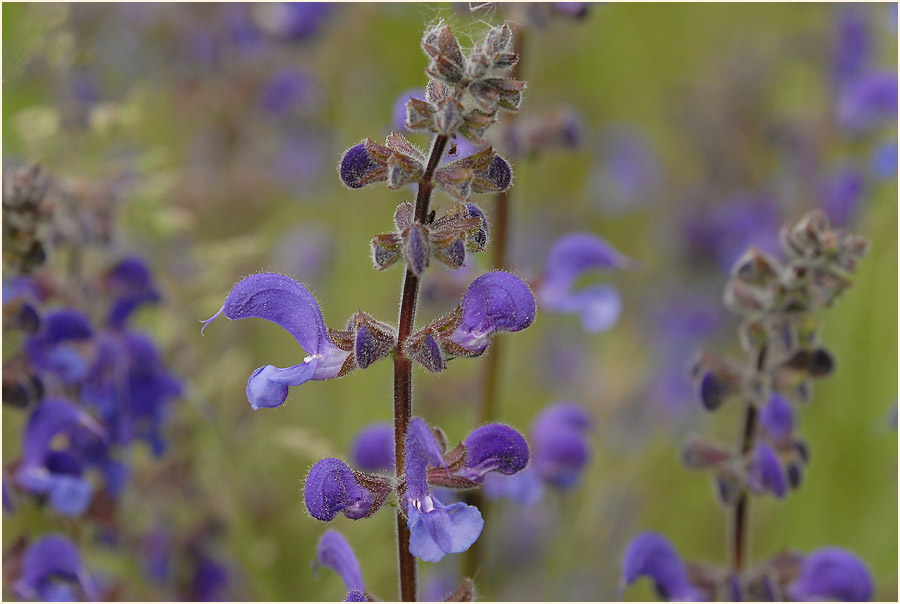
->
xmin=393 ymin=134 xmax=448 ymax=602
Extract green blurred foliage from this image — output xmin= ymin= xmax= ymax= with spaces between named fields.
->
xmin=2 ymin=2 xmax=896 ymax=601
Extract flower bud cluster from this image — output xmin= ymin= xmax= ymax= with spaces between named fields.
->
xmin=340 ymin=136 xmax=512 ymax=204
xmin=623 ymin=210 xmax=872 ymax=602
xmin=410 ymin=24 xmax=525 ymax=143
xmin=688 ymin=210 xmax=869 ymax=502
xmin=370 ymin=200 xmax=489 ymax=274
xmin=3 ymin=164 xmax=52 ymax=275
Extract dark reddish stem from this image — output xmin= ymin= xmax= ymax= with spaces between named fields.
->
xmin=394 ymin=134 xmax=448 ymax=602
xmin=731 ymin=345 xmax=767 ymax=574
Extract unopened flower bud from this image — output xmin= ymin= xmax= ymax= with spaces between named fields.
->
xmin=681 ymin=436 xmax=732 ymax=469
xmin=339 ymin=142 xmax=386 ymax=189
xmin=404 ymin=223 xmax=431 ymax=276
xmin=405 ymin=331 xmax=446 ymax=374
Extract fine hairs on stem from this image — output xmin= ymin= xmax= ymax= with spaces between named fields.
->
xmin=393 ymin=133 xmax=448 ymax=601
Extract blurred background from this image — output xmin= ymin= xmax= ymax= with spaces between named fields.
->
xmin=2 ymin=2 xmax=897 ymax=601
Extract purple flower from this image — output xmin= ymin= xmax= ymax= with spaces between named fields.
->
xmin=450 ymin=271 xmax=536 ymax=356
xmin=223 ymin=3 xmax=264 ymax=53
xmin=760 ymin=393 xmax=794 ymax=442
xmin=392 ymin=88 xmax=425 ymax=132
xmin=683 ymin=196 xmax=781 ymax=272
xmin=260 ymin=68 xmax=320 ymax=117
xmin=104 ymin=257 xmax=161 ymax=328
xmin=83 ymin=332 xmax=181 ymax=458
xmin=787 ymin=547 xmax=873 ymax=601
xmin=251 ymin=3 xmax=333 ymax=41
xmin=404 ymin=418 xmax=484 ymax=562
xmin=272 ymin=225 xmax=335 ymax=284
xmin=552 ymin=2 xmax=589 ymax=18
xmin=15 ymin=399 xmax=106 ymax=517
xmin=142 ymin=529 xmax=172 ymax=583
xmin=621 ymin=532 xmax=703 ymax=601
xmin=538 ymin=233 xmax=629 ymax=333
xmin=275 ymin=133 xmax=327 ymax=187
xmin=871 ymin=140 xmax=898 ymax=178
xmin=747 ymin=442 xmax=787 ymax=499
xmin=530 ymin=402 xmax=592 ymax=488
xmin=193 ymin=557 xmax=230 ymax=601
xmin=349 ymin=423 xmax=395 ymax=472
xmin=832 ymin=5 xmax=870 ymax=87
xmin=3 ymin=477 xmax=15 ymax=514
xmin=592 ymin=126 xmax=662 ymax=213
xmin=482 ymin=466 xmax=545 ymax=506
xmin=459 ymin=424 xmax=529 ymax=483
xmin=201 ymin=273 xmax=351 ymax=410
xmin=13 ymin=535 xmax=97 ymax=601
xmin=316 ymin=530 xmax=365 ymax=600
xmin=304 ymin=458 xmax=375 ymax=521
xmin=24 ymin=309 xmax=93 ymax=384
xmin=820 ymin=167 xmax=864 ymax=227
xmin=837 ymin=70 xmax=898 ymax=135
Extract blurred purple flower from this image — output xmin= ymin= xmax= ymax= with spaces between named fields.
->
xmin=552 ymin=2 xmax=590 ymax=18
xmin=621 ymin=532 xmax=703 ymax=601
xmin=747 ymin=442 xmax=787 ymax=499
xmin=349 ymin=423 xmax=395 ymax=473
xmin=275 ymin=133 xmax=327 ymax=187
xmin=832 ymin=5 xmax=870 ymax=87
xmin=271 ymin=224 xmax=335 ymax=285
xmin=223 ymin=3 xmax=264 ymax=53
xmin=405 ymin=418 xmax=483 ymax=562
xmin=13 ymin=535 xmax=97 ymax=601
xmin=787 ymin=547 xmax=873 ymax=602
xmin=391 ymin=88 xmax=425 ymax=132
xmin=252 ymin=3 xmax=333 ymax=41
xmin=304 ymin=458 xmax=374 ymax=521
xmin=871 ymin=140 xmax=898 ymax=178
xmin=820 ymin=167 xmax=864 ymax=227
xmin=83 ymin=332 xmax=182 ymax=458
xmin=3 ymin=477 xmax=14 ymax=514
xmin=422 ymin=573 xmax=460 ymax=602
xmin=104 ymin=257 xmax=162 ymax=328
xmin=837 ymin=70 xmax=898 ymax=135
xmin=142 ymin=529 xmax=172 ymax=584
xmin=450 ymin=271 xmax=536 ymax=356
xmin=260 ymin=68 xmax=320 ymax=117
xmin=530 ymin=402 xmax=592 ymax=489
xmin=24 ymin=309 xmax=93 ymax=385
xmin=15 ymin=399 xmax=106 ymax=517
xmin=647 ymin=295 xmax=723 ymax=415
xmin=482 ymin=466 xmax=545 ymax=506
xmin=193 ymin=557 xmax=230 ymax=601
xmin=316 ymin=530 xmax=365 ymax=601
xmin=683 ymin=195 xmax=781 ymax=271
xmin=760 ymin=393 xmax=794 ymax=442
xmin=201 ymin=273 xmax=351 ymax=410
xmin=592 ymin=127 xmax=663 ymax=212
xmin=537 ymin=233 xmax=628 ymax=333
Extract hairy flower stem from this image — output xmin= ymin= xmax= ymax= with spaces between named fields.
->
xmin=393 ymin=134 xmax=449 ymax=602
xmin=464 ymin=25 xmax=525 ymax=585
xmin=730 ymin=345 xmax=767 ymax=574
